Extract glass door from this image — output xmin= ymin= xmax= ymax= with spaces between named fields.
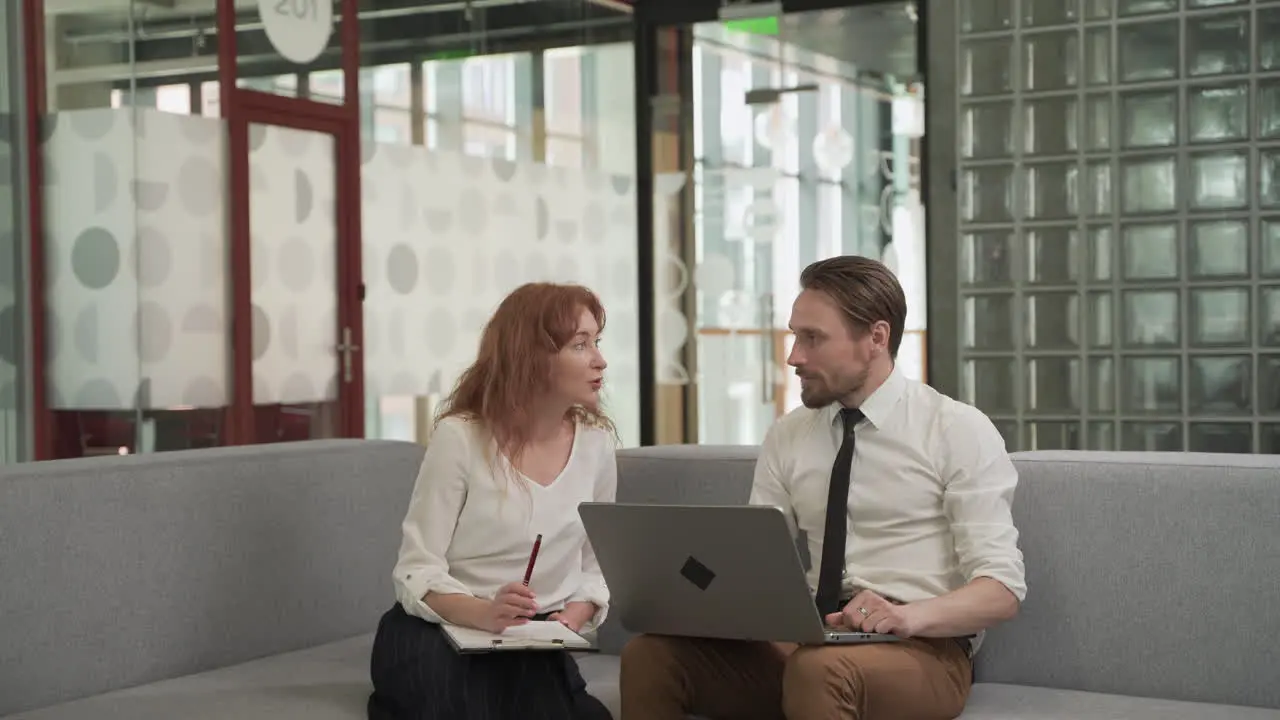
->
xmin=225 ymin=97 xmax=362 ymax=444
xmin=689 ymin=26 xmax=790 ymax=444
xmin=642 ymin=1 xmax=923 ymax=445
xmin=221 ymin=0 xmax=364 ymax=443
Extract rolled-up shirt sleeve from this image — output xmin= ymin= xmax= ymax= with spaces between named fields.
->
xmin=567 ymin=437 xmax=617 ymax=634
xmin=393 ymin=418 xmax=474 ymax=623
xmin=748 ymin=423 xmax=794 ymax=521
xmin=938 ymin=404 xmax=1028 ymax=603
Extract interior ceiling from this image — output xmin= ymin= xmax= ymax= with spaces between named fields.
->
xmin=46 ymin=0 xmax=626 ymax=15
xmin=778 ymin=2 xmax=918 ymax=81
xmin=45 ymin=0 xmax=259 ymax=14
xmin=51 ymin=0 xmax=632 ymax=83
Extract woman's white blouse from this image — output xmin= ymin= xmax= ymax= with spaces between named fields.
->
xmin=392 ymin=416 xmax=617 ymax=632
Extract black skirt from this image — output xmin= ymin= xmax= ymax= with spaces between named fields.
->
xmin=367 ymin=602 xmax=613 ymax=720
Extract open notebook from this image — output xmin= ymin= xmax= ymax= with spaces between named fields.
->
xmin=441 ymin=621 xmax=595 ymax=654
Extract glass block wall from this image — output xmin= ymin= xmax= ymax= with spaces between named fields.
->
xmin=947 ymin=0 xmax=1280 ymax=453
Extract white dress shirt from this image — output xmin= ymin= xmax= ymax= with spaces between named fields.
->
xmin=750 ymin=366 xmax=1027 ymax=612
xmin=393 ymin=416 xmax=617 ymax=632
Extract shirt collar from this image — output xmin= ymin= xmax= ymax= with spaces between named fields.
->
xmin=824 ymin=364 xmax=907 ymax=431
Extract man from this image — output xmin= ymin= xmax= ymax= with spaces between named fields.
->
xmin=619 ymin=256 xmax=1027 ymax=720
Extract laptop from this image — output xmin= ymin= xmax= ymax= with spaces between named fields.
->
xmin=577 ymin=502 xmax=902 ymax=646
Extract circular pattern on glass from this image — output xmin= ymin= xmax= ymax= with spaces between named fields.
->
xmin=386 ymin=244 xmax=419 ymax=294
xmin=75 ymin=378 xmax=123 ymax=409
xmin=69 ymin=110 xmax=115 ymax=140
xmin=251 ymin=304 xmax=271 ymax=360
xmin=133 ymin=180 xmax=169 ymax=212
xmin=71 ymin=227 xmax=121 ymax=290
xmin=295 ymin=170 xmax=314 ymax=223
xmin=182 ymin=306 xmax=222 ymax=333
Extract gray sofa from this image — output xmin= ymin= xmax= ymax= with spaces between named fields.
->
xmin=598 ymin=447 xmax=1280 ymax=719
xmin=2 ymin=441 xmax=1278 ymax=719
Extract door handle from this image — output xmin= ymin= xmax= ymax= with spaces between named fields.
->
xmin=336 ymin=326 xmax=360 ymax=384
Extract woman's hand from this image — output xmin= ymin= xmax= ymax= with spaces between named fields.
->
xmin=548 ymin=601 xmax=597 ymax=633
xmin=473 ymin=582 xmax=539 ymax=634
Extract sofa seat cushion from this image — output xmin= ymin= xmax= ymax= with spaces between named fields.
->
xmin=6 ymin=635 xmax=375 ymax=720
xmin=962 ymin=683 xmax=1280 ymax=719
xmin=6 ymin=637 xmax=626 ymax=720
xmin=574 ymin=654 xmax=621 ymax=718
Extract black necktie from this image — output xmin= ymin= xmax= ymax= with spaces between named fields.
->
xmin=815 ymin=407 xmax=863 ymax=617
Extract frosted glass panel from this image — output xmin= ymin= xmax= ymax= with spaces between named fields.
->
xmin=1023 ymin=31 xmax=1079 ymax=91
xmin=1122 ymin=156 xmax=1177 ymax=212
xmin=1121 ymin=91 xmax=1176 ymax=147
xmin=1123 ymin=291 xmax=1179 ymax=347
xmin=961 ymin=38 xmax=1015 ymax=96
xmin=248 ymin=124 xmax=339 ymax=406
xmin=1186 ymin=13 xmax=1249 ymax=77
xmin=1190 ymin=221 xmax=1248 ymax=278
xmin=1190 ymin=152 xmax=1248 ymax=209
xmin=1190 ymin=289 xmax=1249 ymax=347
xmin=1118 ymin=22 xmax=1178 ymax=81
xmin=1188 ymin=83 xmax=1248 ymax=142
xmin=947 ymin=0 xmax=1280 ymax=452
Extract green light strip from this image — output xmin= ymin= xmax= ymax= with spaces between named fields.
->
xmin=724 ymin=16 xmax=779 ymax=36
xmin=423 ymin=48 xmax=475 ymax=61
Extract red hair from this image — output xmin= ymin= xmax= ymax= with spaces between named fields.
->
xmin=438 ymin=282 xmax=614 ymax=464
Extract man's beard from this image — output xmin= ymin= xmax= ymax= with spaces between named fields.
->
xmin=799 ymin=366 xmax=870 ymax=408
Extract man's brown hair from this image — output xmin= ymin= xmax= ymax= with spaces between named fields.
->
xmin=799 ymin=255 xmax=907 ymax=358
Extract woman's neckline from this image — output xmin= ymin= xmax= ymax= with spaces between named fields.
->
xmin=498 ymin=421 xmax=581 ymax=490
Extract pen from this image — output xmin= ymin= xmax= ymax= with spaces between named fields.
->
xmin=522 ymin=533 xmax=543 ymax=586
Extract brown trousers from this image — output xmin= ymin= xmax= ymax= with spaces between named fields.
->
xmin=619 ymin=634 xmax=972 ymax=720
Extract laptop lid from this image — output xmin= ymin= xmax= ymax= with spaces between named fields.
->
xmin=578 ymin=502 xmax=829 ymax=645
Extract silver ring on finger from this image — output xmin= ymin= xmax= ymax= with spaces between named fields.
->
xmin=857 ymin=606 xmax=869 ymax=617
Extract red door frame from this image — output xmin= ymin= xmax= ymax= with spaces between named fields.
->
xmin=224 ymin=94 xmax=365 ymax=444
xmin=20 ymin=0 xmax=49 ymax=459
xmin=17 ymin=0 xmax=365 ymax=458
xmin=218 ymin=0 xmax=365 ymax=443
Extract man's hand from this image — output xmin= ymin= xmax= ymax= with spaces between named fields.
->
xmin=825 ymin=589 xmax=927 ymax=638
xmin=473 ymin=582 xmax=539 ymax=634
xmin=548 ymin=601 xmax=597 ymax=633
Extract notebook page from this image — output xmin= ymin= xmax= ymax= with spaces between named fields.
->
xmin=498 ymin=621 xmax=588 ymax=645
xmin=443 ymin=621 xmax=590 ymax=650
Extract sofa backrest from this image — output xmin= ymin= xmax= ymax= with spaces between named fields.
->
xmin=604 ymin=445 xmax=1280 ymax=710
xmin=975 ymin=450 xmax=1280 ymax=710
xmin=0 ymin=439 xmax=424 ymax=717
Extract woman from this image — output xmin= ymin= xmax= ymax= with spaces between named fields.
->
xmin=368 ymin=282 xmax=617 ymax=720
